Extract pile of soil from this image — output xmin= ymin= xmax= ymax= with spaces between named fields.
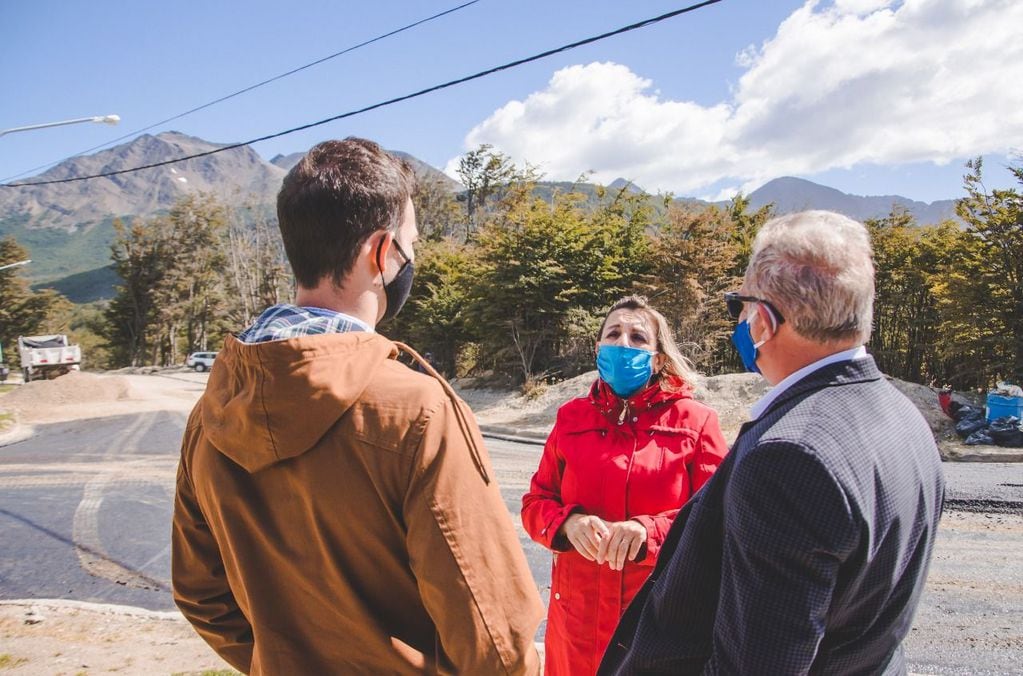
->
xmin=458 ymin=370 xmax=982 ymax=458
xmin=458 ymin=370 xmax=779 ymax=440
xmin=1 ymin=372 xmax=131 ymax=415
xmin=0 ymin=371 xmax=203 ymax=427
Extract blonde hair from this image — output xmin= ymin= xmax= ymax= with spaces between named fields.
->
xmin=597 ymin=295 xmax=698 ymax=389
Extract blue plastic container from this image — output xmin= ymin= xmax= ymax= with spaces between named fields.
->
xmin=986 ymin=393 xmax=1023 ymax=422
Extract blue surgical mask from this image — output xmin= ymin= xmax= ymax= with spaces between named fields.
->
xmin=596 ymin=344 xmax=654 ymax=398
xmin=731 ymin=312 xmax=770 ymax=374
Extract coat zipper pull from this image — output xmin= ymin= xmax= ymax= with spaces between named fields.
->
xmin=618 ymin=401 xmax=628 ymax=425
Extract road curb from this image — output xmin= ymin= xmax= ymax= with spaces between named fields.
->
xmin=479 ymin=426 xmax=547 ymax=446
xmin=941 ymin=445 xmax=1023 ymax=463
xmin=0 ymin=421 xmax=33 ymax=448
xmin=0 ymin=598 xmax=183 ymax=621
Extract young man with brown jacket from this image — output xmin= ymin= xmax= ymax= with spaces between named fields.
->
xmin=171 ymin=138 xmax=544 ymax=674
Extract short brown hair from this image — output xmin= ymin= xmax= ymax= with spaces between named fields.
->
xmin=276 ymin=137 xmax=416 ymax=288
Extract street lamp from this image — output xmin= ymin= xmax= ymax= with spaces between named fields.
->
xmin=0 ymin=115 xmax=120 ymax=138
xmin=0 ymin=259 xmax=31 ymax=271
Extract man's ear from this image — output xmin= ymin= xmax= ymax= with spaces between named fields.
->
xmin=371 ymin=230 xmax=393 ymax=275
xmin=754 ymin=303 xmax=777 ymax=338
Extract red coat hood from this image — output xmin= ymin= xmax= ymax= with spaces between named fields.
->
xmin=588 ymin=375 xmax=693 ymax=424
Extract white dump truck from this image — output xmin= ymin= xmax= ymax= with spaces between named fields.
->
xmin=18 ymin=334 xmax=81 ymax=382
xmin=0 ymin=343 xmax=9 ymax=383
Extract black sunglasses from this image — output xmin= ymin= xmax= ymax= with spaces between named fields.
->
xmin=392 ymin=239 xmax=412 ymax=265
xmin=724 ymin=292 xmax=786 ymax=324
xmin=377 ymin=236 xmax=413 ymax=268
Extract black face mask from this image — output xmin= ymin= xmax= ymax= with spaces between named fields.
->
xmin=379 ymin=237 xmax=414 ymax=322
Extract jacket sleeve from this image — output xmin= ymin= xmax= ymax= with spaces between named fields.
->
xmin=521 ymin=422 xmax=582 ymax=551
xmin=691 ymin=409 xmax=729 ymax=493
xmin=703 ymin=442 xmax=857 ymax=675
xmin=403 ymin=396 xmax=543 ymax=676
xmin=631 ymin=409 xmax=730 ymax=567
xmin=171 ymin=427 xmax=254 ymax=674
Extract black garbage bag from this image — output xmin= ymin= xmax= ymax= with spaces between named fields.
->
xmin=988 ymin=416 xmax=1023 ymax=448
xmin=953 ymin=404 xmax=983 ymax=423
xmin=964 ymin=429 xmax=996 ymax=446
xmin=955 ymin=415 xmax=988 ymax=438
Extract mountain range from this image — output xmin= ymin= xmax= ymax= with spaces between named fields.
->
xmin=0 ymin=131 xmax=960 ymax=301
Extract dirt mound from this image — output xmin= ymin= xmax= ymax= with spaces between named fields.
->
xmin=458 ymin=369 xmax=967 ymax=453
xmin=884 ymin=377 xmax=956 ymax=439
xmin=1 ymin=371 xmax=132 ymax=414
xmin=690 ymin=373 xmax=771 ymax=436
xmin=457 ymin=370 xmax=769 ymax=439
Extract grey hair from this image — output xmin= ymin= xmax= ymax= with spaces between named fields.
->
xmin=745 ymin=210 xmax=875 ymax=344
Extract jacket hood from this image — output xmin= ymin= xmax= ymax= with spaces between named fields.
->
xmin=589 ymin=375 xmax=693 ymax=423
xmin=200 ymin=332 xmax=398 ymax=473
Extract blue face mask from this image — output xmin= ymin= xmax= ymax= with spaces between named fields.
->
xmin=596 ymin=344 xmax=654 ymax=398
xmin=731 ymin=311 xmax=771 ymax=373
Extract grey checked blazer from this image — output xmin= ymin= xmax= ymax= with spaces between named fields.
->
xmin=599 ymin=356 xmax=945 ymax=676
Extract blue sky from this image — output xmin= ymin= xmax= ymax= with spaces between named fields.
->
xmin=1 ymin=0 xmax=1020 ymax=203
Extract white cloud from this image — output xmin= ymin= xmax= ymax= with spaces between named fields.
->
xmin=448 ymin=0 xmax=1023 ymax=195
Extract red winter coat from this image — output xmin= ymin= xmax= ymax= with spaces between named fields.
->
xmin=522 ymin=377 xmax=729 ymax=676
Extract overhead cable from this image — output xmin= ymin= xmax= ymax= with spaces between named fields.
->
xmin=2 ymin=0 xmax=724 ymax=189
xmin=0 ymin=0 xmax=483 ymax=183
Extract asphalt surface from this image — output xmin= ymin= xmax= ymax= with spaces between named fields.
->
xmin=0 ymin=410 xmax=1020 ymax=674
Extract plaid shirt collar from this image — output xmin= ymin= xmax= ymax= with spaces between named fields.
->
xmin=237 ymin=304 xmax=372 ymax=344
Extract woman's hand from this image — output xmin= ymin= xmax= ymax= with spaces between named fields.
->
xmin=596 ymin=520 xmax=648 ymax=571
xmin=559 ymin=513 xmax=610 ymax=561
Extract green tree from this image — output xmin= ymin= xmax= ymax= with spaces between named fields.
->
xmin=103 ymin=193 xmax=231 ymax=367
xmin=0 ymin=237 xmax=70 ymax=368
xmin=726 ymin=193 xmax=773 ymax=279
xmin=866 ymin=210 xmax=959 ymax=384
xmin=384 ymin=238 xmax=479 ymax=376
xmin=466 ymin=183 xmax=652 ymax=384
xmin=413 ymin=172 xmax=463 ymax=241
xmin=455 ymin=144 xmax=537 ymax=240
xmin=639 ymin=201 xmax=747 ymax=375
xmin=223 ymin=200 xmax=292 ymax=330
xmin=157 ymin=194 xmax=229 ymax=362
xmin=103 ymin=217 xmax=170 ymax=366
xmin=951 ymin=157 xmax=1023 ymax=383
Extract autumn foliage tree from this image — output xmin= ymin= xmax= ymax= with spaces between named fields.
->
xmin=0 ymin=237 xmax=70 ymax=368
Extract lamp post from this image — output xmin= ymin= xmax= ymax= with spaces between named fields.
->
xmin=0 ymin=259 xmax=31 ymax=272
xmin=0 ymin=115 xmax=120 ymax=138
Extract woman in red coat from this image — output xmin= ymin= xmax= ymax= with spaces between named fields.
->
xmin=522 ymin=295 xmax=729 ymax=675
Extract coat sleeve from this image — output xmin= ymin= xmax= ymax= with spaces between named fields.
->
xmin=403 ymin=396 xmax=543 ymax=676
xmin=171 ymin=424 xmax=254 ymax=674
xmin=521 ymin=421 xmax=582 ymax=551
xmin=691 ymin=409 xmax=729 ymax=492
xmin=631 ymin=408 xmax=730 ymax=566
xmin=702 ymin=442 xmax=858 ymax=675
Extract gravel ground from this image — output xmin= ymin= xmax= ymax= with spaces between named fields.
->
xmin=0 ymin=369 xmax=1019 ymax=674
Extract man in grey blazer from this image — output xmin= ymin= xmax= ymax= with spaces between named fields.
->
xmin=599 ymin=210 xmax=945 ymax=675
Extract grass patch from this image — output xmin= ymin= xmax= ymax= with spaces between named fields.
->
xmin=0 ymin=653 xmax=29 ymax=669
xmin=171 ymin=670 xmax=239 ymax=676
xmin=0 ymin=385 xmax=14 ymax=395
xmin=0 ymin=411 xmax=14 ymax=434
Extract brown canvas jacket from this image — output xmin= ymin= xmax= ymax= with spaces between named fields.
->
xmin=172 ymin=332 xmax=543 ymax=675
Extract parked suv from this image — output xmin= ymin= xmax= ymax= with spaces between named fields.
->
xmin=186 ymin=351 xmax=218 ymax=372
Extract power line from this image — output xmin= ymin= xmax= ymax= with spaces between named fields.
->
xmin=2 ymin=0 xmax=725 ymax=189
xmin=0 ymin=0 xmax=483 ymax=184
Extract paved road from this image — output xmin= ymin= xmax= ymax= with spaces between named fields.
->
xmin=0 ymin=412 xmax=1020 ymax=673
